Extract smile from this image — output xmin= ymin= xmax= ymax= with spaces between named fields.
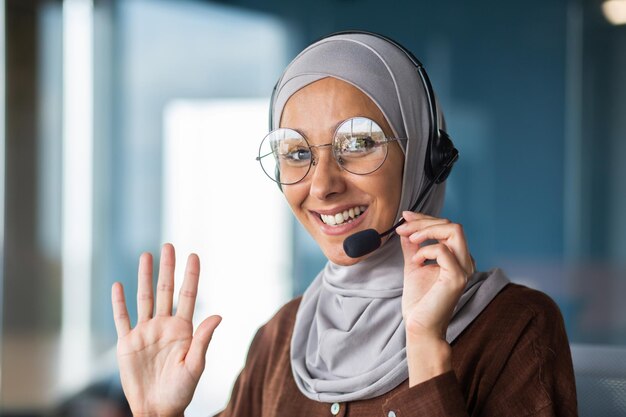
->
xmin=319 ymin=205 xmax=367 ymax=226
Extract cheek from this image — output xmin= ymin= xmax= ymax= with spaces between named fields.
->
xmin=393 ymin=167 xmax=403 ymax=206
xmin=388 ymin=151 xmax=405 ymax=210
xmin=382 ymin=179 xmax=402 ymax=216
xmin=374 ymin=157 xmax=404 ymax=222
xmin=282 ymin=185 xmax=308 ymax=215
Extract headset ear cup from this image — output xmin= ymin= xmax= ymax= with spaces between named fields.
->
xmin=429 ymin=129 xmax=458 ymax=184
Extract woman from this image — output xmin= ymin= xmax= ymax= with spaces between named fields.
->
xmin=111 ymin=32 xmax=577 ymax=416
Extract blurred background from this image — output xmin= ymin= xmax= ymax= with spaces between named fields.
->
xmin=0 ymin=0 xmax=625 ymax=416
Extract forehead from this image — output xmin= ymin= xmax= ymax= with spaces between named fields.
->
xmin=279 ymin=77 xmax=394 ymax=140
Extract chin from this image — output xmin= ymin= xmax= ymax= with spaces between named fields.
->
xmin=331 ymin=254 xmax=361 ymax=266
xmin=322 ymin=245 xmax=366 ymax=266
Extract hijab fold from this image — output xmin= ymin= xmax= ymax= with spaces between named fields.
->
xmin=271 ymin=33 xmax=510 ymax=403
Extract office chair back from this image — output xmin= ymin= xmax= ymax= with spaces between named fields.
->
xmin=571 ymin=343 xmax=626 ymax=417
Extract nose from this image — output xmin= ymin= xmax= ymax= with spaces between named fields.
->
xmin=308 ymin=147 xmax=346 ymax=200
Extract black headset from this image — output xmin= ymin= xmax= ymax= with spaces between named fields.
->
xmin=267 ymin=30 xmax=459 ymax=186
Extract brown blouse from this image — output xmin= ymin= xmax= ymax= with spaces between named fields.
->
xmin=215 ymin=283 xmax=578 ymax=416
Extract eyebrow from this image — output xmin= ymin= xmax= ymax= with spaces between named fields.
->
xmin=286 ymin=116 xmax=380 ymax=141
xmin=283 ymin=119 xmax=343 ymax=140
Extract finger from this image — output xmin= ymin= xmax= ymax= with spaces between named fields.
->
xmin=411 ymin=244 xmax=467 ymax=316
xmin=407 ymin=223 xmax=473 ymax=274
xmin=419 ymin=260 xmax=468 ymax=324
xmin=402 ymin=210 xmax=439 ymax=220
xmin=185 ymin=315 xmax=222 ymax=378
xmin=137 ymin=252 xmax=154 ymax=322
xmin=400 ymin=234 xmax=420 ymax=267
xmin=155 ymin=243 xmax=176 ymax=316
xmin=395 ymin=215 xmax=450 ymax=237
xmin=403 ymin=211 xmax=449 ymax=223
xmin=176 ymin=254 xmax=200 ymax=322
xmin=412 ymin=243 xmax=466 ymax=286
xmin=398 ymin=216 xmax=450 ymax=273
xmin=408 ymin=222 xmax=464 ymax=245
xmin=111 ymin=282 xmax=131 ymax=338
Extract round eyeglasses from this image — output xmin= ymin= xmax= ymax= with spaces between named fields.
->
xmin=256 ymin=117 xmax=405 ymax=185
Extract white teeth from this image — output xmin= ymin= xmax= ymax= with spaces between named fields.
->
xmin=320 ymin=206 xmax=367 ymax=226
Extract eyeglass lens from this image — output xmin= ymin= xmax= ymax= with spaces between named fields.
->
xmin=257 ymin=117 xmax=390 ymax=185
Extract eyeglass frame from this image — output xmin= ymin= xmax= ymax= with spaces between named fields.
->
xmin=256 ymin=116 xmax=407 ymax=185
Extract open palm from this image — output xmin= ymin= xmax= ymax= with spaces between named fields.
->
xmin=112 ymin=244 xmax=221 ymax=417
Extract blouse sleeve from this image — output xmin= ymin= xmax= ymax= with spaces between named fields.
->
xmin=477 ymin=293 xmax=578 ymax=416
xmin=380 ymin=288 xmax=578 ymax=417
xmin=382 ymin=371 xmax=469 ymax=416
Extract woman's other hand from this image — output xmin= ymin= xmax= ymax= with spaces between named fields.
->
xmin=395 ymin=211 xmax=474 ymax=386
xmin=111 ymin=243 xmax=222 ymax=417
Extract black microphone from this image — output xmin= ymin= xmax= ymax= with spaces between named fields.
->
xmin=343 ymin=228 xmax=382 ymax=259
xmin=343 ymin=152 xmax=458 ymax=259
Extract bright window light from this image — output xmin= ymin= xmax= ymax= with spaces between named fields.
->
xmin=60 ymin=0 xmax=94 ymax=395
xmin=603 ymin=0 xmax=626 ymax=25
xmin=162 ymin=99 xmax=291 ymax=415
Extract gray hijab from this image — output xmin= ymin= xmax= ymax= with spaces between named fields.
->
xmin=271 ymin=33 xmax=509 ymax=402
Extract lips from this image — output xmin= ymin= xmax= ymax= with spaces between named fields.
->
xmin=319 ymin=205 xmax=367 ymax=226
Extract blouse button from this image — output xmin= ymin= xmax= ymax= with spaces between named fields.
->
xmin=330 ymin=402 xmax=340 ymax=415
xmin=388 ymin=411 xmax=397 ymax=417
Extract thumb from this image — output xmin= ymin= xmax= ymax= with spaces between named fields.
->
xmin=400 ymin=235 xmax=419 ymax=269
xmin=185 ymin=315 xmax=222 ymax=378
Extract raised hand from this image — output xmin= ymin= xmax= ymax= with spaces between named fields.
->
xmin=111 ymin=244 xmax=221 ymax=417
xmin=395 ymin=211 xmax=474 ymax=385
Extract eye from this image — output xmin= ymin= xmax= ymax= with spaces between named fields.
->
xmin=278 ymin=143 xmax=311 ymax=166
xmin=286 ymin=148 xmax=312 ymax=161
